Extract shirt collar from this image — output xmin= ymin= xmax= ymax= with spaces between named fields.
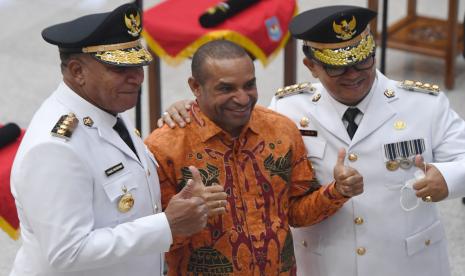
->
xmin=327 ymin=75 xmax=378 ymax=120
xmin=54 ymin=81 xmax=117 ymax=129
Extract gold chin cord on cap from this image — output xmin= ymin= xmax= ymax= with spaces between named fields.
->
xmin=82 ymin=39 xmax=141 ymax=53
xmin=303 ymin=26 xmax=371 ymax=49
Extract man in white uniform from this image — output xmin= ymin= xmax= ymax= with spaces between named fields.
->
xmin=269 ymin=5 xmax=465 ymax=276
xmin=157 ymin=5 xmax=465 ymax=276
xmin=10 ymin=3 xmax=226 ymax=276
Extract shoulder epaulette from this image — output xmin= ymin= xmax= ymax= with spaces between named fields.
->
xmin=275 ymin=82 xmax=316 ymax=99
xmin=397 ymin=80 xmax=440 ymax=96
xmin=51 ymin=113 xmax=79 ymax=140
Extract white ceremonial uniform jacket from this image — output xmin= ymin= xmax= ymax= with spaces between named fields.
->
xmin=270 ymin=71 xmax=465 ymax=276
xmin=10 ymin=82 xmax=172 ymax=276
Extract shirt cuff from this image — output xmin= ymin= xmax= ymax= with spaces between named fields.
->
xmin=323 ymin=181 xmax=347 ymax=200
xmin=431 ymin=161 xmax=465 ymax=199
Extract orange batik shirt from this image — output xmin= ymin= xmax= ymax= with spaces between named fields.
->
xmin=145 ymin=104 xmax=347 ymax=276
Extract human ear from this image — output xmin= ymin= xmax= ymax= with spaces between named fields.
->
xmin=66 ymin=59 xmax=86 ymax=86
xmin=188 ymin=77 xmax=201 ymax=98
xmin=303 ymin=57 xmax=319 ymax=78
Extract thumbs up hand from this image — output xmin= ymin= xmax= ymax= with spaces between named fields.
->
xmin=164 ymin=166 xmax=222 ymax=236
xmin=177 ymin=166 xmax=206 ymax=199
xmin=411 ymin=155 xmax=448 ymax=202
xmin=187 ymin=166 xmax=228 ymax=216
xmin=333 ymin=148 xmax=364 ymax=197
xmin=165 ymin=165 xmax=228 ymax=237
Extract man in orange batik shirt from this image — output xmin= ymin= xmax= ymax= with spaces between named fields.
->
xmin=145 ymin=40 xmax=364 ymax=275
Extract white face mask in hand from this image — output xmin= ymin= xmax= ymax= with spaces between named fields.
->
xmin=400 ymin=169 xmax=425 ymax=211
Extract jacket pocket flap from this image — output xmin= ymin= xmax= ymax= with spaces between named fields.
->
xmin=405 ymin=220 xmax=445 ymax=256
xmin=103 ymin=172 xmax=136 ymax=201
xmin=303 ymin=137 xmax=326 ymax=159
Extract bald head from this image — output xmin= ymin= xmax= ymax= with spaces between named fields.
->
xmin=191 ymin=40 xmax=251 ymax=84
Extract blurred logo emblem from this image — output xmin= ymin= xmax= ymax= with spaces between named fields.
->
xmin=265 ymin=16 xmax=282 ymax=42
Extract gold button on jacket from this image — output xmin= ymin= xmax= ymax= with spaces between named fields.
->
xmin=348 ymin=153 xmax=358 ymax=161
xmin=354 ymin=217 xmax=364 ymax=225
xmin=357 ymin=247 xmax=366 ymax=255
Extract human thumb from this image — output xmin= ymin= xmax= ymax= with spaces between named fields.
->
xmin=175 ymin=178 xmax=196 ymax=199
xmin=188 ymin=166 xmax=205 ymax=197
xmin=414 ymin=154 xmax=426 ymax=170
xmin=189 ymin=166 xmax=203 ymax=186
xmin=336 ymin=148 xmax=346 ymax=167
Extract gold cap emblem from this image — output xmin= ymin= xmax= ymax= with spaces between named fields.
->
xmin=300 ymin=117 xmax=309 ymax=127
xmin=333 ymin=16 xmax=357 ymax=40
xmin=118 ymin=186 xmax=134 ymax=213
xmin=124 ymin=11 xmax=141 ymax=37
xmin=83 ymin=116 xmax=94 ymax=127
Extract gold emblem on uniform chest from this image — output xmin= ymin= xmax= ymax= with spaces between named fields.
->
xmin=83 ymin=116 xmax=94 ymax=127
xmin=384 ymin=89 xmax=395 ymax=98
xmin=394 ymin=120 xmax=406 ymax=130
xmin=385 ymin=160 xmax=400 ymax=171
xmin=118 ymin=185 xmax=134 ymax=213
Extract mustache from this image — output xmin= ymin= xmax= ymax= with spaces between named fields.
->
xmin=227 ymin=101 xmax=255 ymax=110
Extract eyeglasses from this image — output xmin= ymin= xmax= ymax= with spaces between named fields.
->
xmin=319 ymin=55 xmax=375 ymax=78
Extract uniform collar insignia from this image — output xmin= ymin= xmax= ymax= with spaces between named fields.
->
xmin=312 ymin=93 xmax=321 ymax=102
xmin=83 ymin=116 xmax=94 ymax=127
xmin=300 ymin=117 xmax=309 ymax=127
xmin=384 ymin=89 xmax=395 ymax=98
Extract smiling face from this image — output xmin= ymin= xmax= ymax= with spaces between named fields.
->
xmin=189 ymin=55 xmax=257 ymax=137
xmin=64 ymin=54 xmax=144 ymax=114
xmin=303 ymin=56 xmax=376 ymax=106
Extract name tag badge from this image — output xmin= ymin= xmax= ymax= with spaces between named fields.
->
xmin=300 ymin=129 xmax=318 ymax=137
xmin=105 ymin=162 xmax=124 ymax=177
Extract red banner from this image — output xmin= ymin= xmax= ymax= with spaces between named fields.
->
xmin=143 ymin=0 xmax=297 ymax=66
xmin=0 ymin=125 xmax=23 ymax=240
